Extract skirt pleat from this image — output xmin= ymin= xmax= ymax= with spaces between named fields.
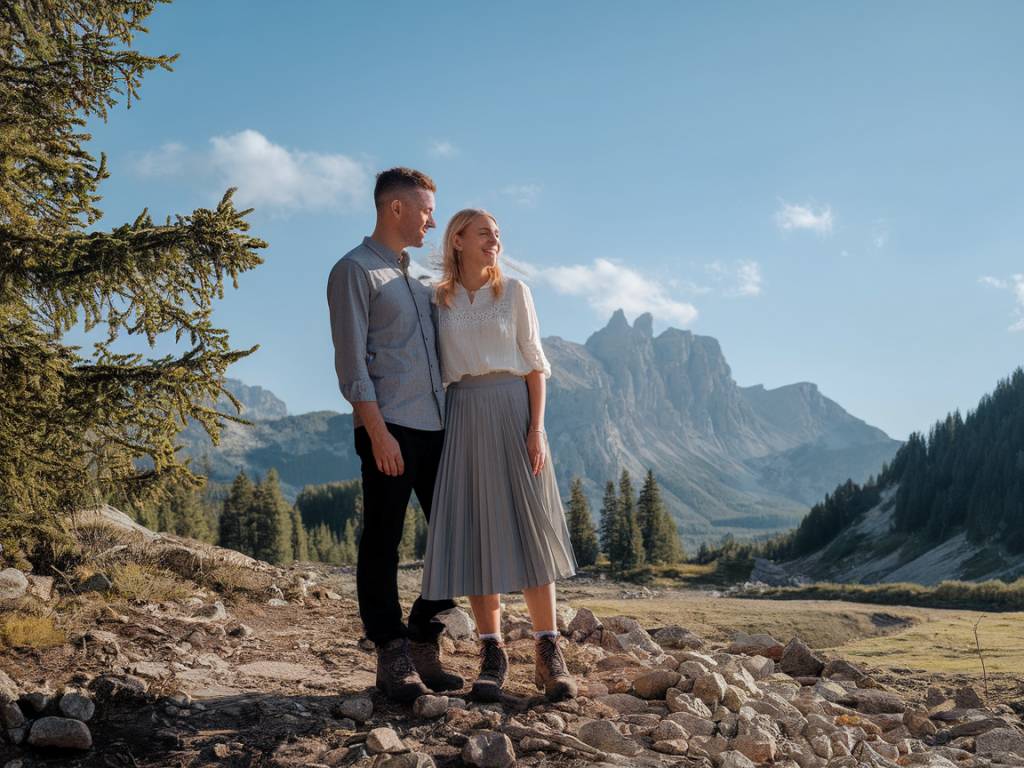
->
xmin=421 ymin=372 xmax=578 ymax=600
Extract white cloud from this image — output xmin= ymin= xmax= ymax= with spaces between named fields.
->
xmin=209 ymin=130 xmax=369 ymax=210
xmin=501 ymin=184 xmax=542 ymax=206
xmin=131 ymin=130 xmax=370 ymax=212
xmin=979 ymin=275 xmax=1008 ymax=289
xmin=734 ymin=260 xmax=762 ymax=297
xmin=132 ymin=142 xmax=188 ymax=177
xmin=775 ymin=202 xmax=834 ymax=235
xmin=705 ymin=260 xmax=762 ymax=297
xmin=513 ymin=257 xmax=698 ymax=327
xmin=429 ymin=140 xmax=458 ymax=157
xmin=980 ymin=273 xmax=1024 ymax=331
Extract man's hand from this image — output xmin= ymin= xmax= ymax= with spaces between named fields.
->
xmin=371 ymin=428 xmax=405 ymax=476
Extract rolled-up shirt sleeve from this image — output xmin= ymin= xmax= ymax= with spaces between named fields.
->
xmin=513 ymin=279 xmax=552 ymax=378
xmin=327 ymin=259 xmax=377 ymax=403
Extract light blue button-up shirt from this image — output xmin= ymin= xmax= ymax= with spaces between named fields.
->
xmin=327 ymin=237 xmax=445 ymax=431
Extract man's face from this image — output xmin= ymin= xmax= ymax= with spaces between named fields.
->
xmin=398 ymin=189 xmax=436 ymax=248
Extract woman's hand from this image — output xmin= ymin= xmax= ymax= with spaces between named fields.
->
xmin=527 ymin=429 xmax=546 ymax=476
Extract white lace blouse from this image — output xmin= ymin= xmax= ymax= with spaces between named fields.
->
xmin=436 ymin=277 xmax=552 ymax=386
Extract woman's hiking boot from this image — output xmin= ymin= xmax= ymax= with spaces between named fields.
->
xmin=534 ymin=635 xmax=577 ymax=702
xmin=375 ymin=638 xmax=429 ymax=703
xmin=470 ymin=638 xmax=508 ymax=702
xmin=409 ymin=638 xmax=464 ymax=692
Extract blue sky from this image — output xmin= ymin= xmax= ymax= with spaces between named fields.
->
xmin=81 ymin=1 xmax=1023 ymax=440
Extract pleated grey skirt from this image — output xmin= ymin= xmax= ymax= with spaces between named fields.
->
xmin=421 ymin=372 xmax=578 ymax=600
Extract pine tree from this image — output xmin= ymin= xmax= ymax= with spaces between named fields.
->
xmin=567 ymin=477 xmax=599 ymax=567
xmin=637 ymin=470 xmax=682 ymax=564
xmin=290 ymin=504 xmax=308 ymax=562
xmin=219 ymin=472 xmax=255 ymax=553
xmin=0 ymin=2 xmax=266 ymax=563
xmin=599 ymin=480 xmax=620 ymax=562
xmin=251 ymin=470 xmax=293 ymax=565
xmin=617 ymin=470 xmax=645 ymax=571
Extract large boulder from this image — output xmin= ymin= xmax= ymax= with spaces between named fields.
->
xmin=462 ymin=730 xmax=516 ymax=768
xmin=728 ymin=631 xmax=784 ymax=660
xmin=0 ymin=568 xmax=28 ymax=601
xmin=28 ymin=717 xmax=93 ymax=750
xmin=779 ymin=638 xmax=825 ymax=677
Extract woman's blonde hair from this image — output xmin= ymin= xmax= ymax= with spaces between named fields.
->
xmin=434 ymin=208 xmax=505 ymax=308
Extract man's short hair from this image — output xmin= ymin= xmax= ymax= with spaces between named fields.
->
xmin=374 ymin=167 xmax=436 ymax=209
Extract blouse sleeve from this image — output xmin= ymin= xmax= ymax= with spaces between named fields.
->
xmin=513 ymin=279 xmax=552 ymax=378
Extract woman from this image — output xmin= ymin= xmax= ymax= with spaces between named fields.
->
xmin=421 ymin=208 xmax=578 ymax=702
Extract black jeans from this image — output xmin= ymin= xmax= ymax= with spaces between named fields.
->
xmin=354 ymin=423 xmax=456 ymax=645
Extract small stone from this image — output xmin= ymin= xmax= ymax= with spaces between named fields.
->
xmin=740 ymin=655 xmax=775 ymax=680
xmin=0 ymin=569 xmax=29 ymax=601
xmin=333 ymin=695 xmax=373 ymax=723
xmin=376 ymin=754 xmax=436 ymax=768
xmin=540 ymin=712 xmax=565 ymax=731
xmin=366 ymin=726 xmax=406 ymax=754
xmin=129 ymin=661 xmax=170 ymax=680
xmin=0 ymin=671 xmax=19 ymax=706
xmin=462 ymin=730 xmax=516 ymax=768
xmin=822 ymin=658 xmax=865 ymax=680
xmin=227 ymin=622 xmax=254 ymax=638
xmin=778 ymin=637 xmax=825 ymax=677
xmin=955 ymin=684 xmax=985 ymax=709
xmin=651 ymin=719 xmax=689 ymax=741
xmin=848 ymin=688 xmax=906 ymax=714
xmin=722 ymin=684 xmax=748 ymax=712
xmin=25 ymin=575 xmax=54 ymax=602
xmin=58 ymin=691 xmax=95 ymax=722
xmin=434 ymin=607 xmax=475 ymax=640
xmin=728 ymin=631 xmax=784 ymax=660
xmin=663 ymin=708 xmax=720 ymax=741
xmin=78 ymin=572 xmax=113 ymax=593
xmin=1 ymin=702 xmax=26 ymax=730
xmin=192 ymin=601 xmax=228 ymax=621
xmin=652 ymin=738 xmax=689 ymax=755
xmin=975 ymin=727 xmax=1024 ymax=756
xmin=904 ymin=708 xmax=937 ymax=738
xmin=27 ymin=716 xmax=93 ymax=750
xmin=595 ymin=693 xmax=648 ymax=714
xmin=267 ymin=598 xmax=289 ymax=606
xmin=212 ymin=743 xmax=231 ymax=758
xmin=412 ymin=694 xmax=448 ymax=719
xmin=633 ymin=669 xmax=681 ymax=700
xmin=732 ymin=733 xmax=777 ymax=763
xmin=577 ymin=718 xmax=642 ymax=756
xmin=718 ymin=750 xmax=757 ymax=768
xmin=693 ymin=671 xmax=728 ymax=707
xmin=653 ymin=625 xmax=704 ymax=650
xmin=567 ymin=607 xmax=602 ymax=639
xmin=925 ymin=685 xmax=948 ymax=707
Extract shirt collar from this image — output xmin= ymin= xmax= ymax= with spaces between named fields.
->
xmin=364 ymin=236 xmax=410 ymax=272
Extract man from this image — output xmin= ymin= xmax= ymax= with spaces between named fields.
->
xmin=327 ymin=167 xmax=463 ymax=702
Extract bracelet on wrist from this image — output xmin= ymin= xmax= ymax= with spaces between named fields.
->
xmin=529 ymin=427 xmax=545 ymax=434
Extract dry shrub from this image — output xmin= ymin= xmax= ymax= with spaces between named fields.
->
xmin=1 ymin=614 xmax=66 ymax=650
xmin=201 ymin=564 xmax=272 ymax=600
xmin=110 ymin=563 xmax=192 ymax=603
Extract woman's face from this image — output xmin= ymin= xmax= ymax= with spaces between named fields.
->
xmin=454 ymin=214 xmax=501 ymax=273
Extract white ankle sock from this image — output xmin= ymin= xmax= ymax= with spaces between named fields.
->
xmin=534 ymin=630 xmax=559 ymax=640
xmin=479 ymin=632 xmax=502 ymax=642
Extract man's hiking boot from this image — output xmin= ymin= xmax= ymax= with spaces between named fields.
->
xmin=409 ymin=637 xmax=464 ymax=692
xmin=470 ymin=638 xmax=508 ymax=702
xmin=375 ymin=638 xmax=429 ymax=703
xmin=535 ymin=635 xmax=577 ymax=702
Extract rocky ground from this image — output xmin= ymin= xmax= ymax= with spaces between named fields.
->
xmin=2 ymin=512 xmax=1023 ymax=768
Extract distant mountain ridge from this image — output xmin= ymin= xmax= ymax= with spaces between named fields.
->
xmin=180 ymin=312 xmax=901 ymax=544
xmin=766 ymin=368 xmax=1024 ymax=584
